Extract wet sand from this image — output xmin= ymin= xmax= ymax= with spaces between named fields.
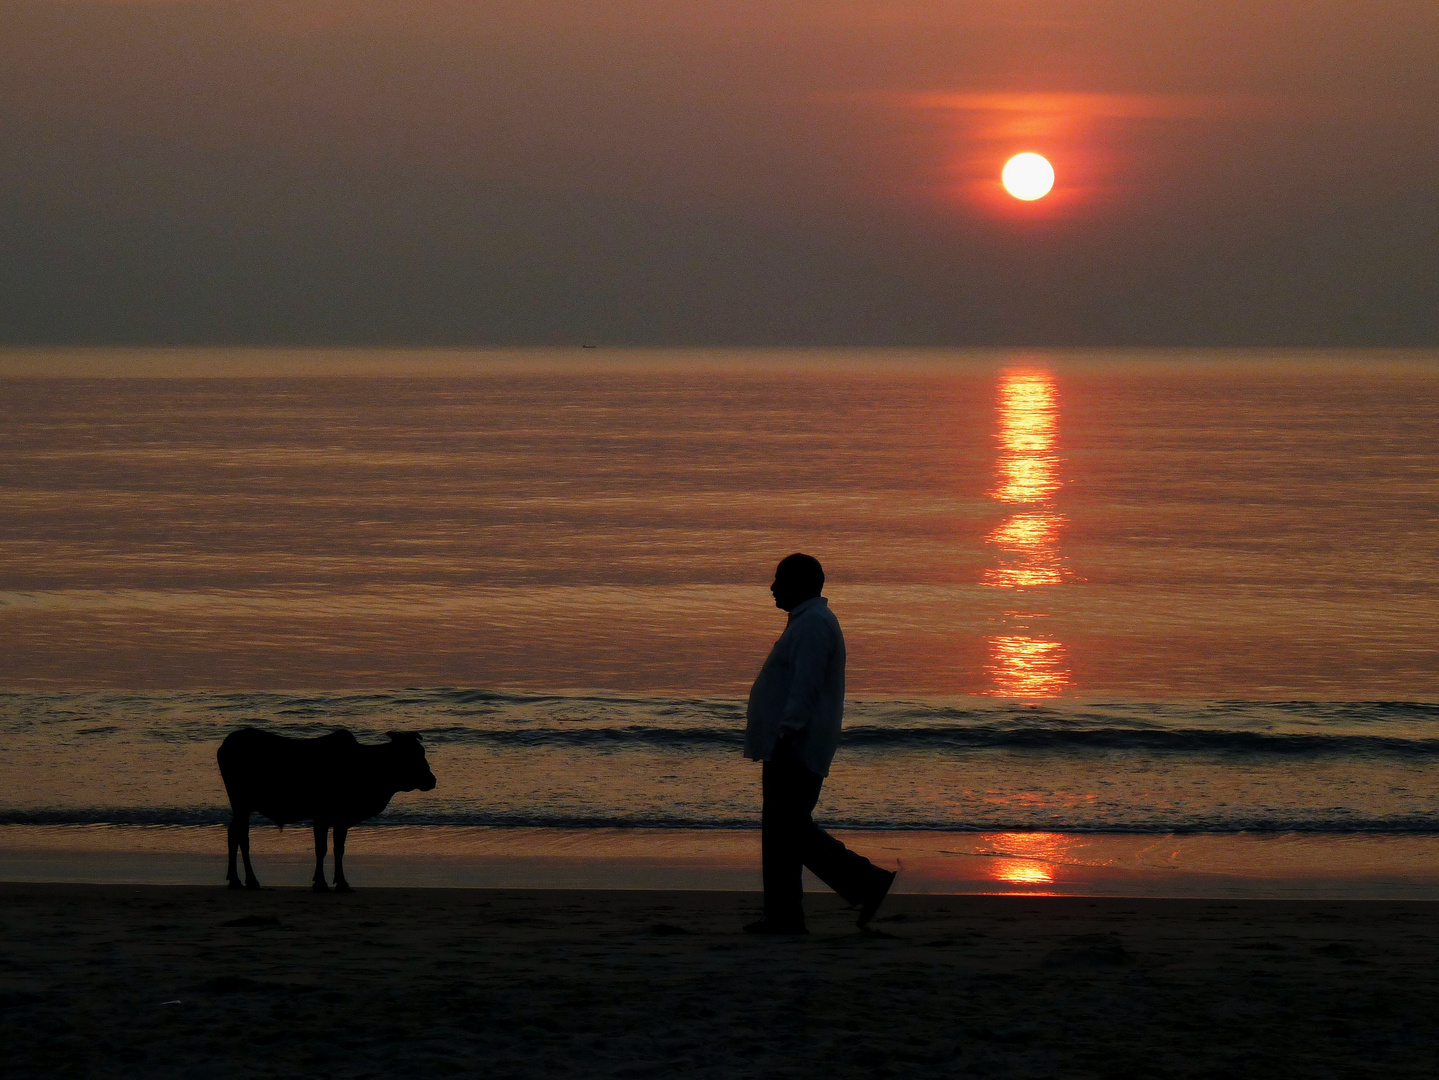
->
xmin=3 ymin=883 xmax=1437 ymax=1078
xmin=7 ymin=825 xmax=1439 ymax=898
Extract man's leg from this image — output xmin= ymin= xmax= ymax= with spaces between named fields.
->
xmin=760 ymin=759 xmax=817 ymax=928
xmin=791 ymin=771 xmax=895 ymax=914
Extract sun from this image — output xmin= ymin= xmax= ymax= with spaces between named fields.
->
xmin=1001 ymin=153 xmax=1055 ymax=201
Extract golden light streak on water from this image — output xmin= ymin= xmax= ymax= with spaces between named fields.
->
xmin=985 ymin=833 xmax=1066 ymax=888
xmin=987 ymin=631 xmax=1070 ymax=697
xmin=992 ymin=860 xmax=1055 ymax=885
xmin=983 ymin=566 xmax=1062 ymax=589
xmin=983 ymin=511 xmax=1065 ymax=588
xmin=992 ymin=372 xmax=1060 ymax=504
xmin=984 ymin=369 xmax=1070 ymax=696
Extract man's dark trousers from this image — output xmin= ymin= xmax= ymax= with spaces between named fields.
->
xmin=761 ymin=750 xmax=887 ymax=926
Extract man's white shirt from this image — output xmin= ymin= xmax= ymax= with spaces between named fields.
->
xmin=744 ymin=596 xmax=846 ymax=777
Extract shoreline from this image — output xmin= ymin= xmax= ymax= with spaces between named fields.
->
xmin=4 ymin=824 xmax=1438 ymax=899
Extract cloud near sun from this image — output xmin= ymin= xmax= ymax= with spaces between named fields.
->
xmin=907 ymin=92 xmax=1260 ymax=120
xmin=899 ymin=91 xmax=1268 ymax=206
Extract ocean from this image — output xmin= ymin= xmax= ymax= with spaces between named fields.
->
xmin=2 ymin=348 xmax=1437 ymax=891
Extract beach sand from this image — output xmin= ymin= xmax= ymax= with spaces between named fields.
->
xmin=3 ymin=883 xmax=1436 ymax=1078
xmin=8 ymin=826 xmax=1439 ymax=898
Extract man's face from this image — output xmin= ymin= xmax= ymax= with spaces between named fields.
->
xmin=770 ymin=569 xmax=807 ymax=612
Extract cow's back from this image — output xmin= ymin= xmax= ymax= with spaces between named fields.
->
xmin=218 ymin=727 xmax=360 ymax=826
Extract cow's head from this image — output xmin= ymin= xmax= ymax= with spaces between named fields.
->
xmin=386 ymin=731 xmax=437 ymax=792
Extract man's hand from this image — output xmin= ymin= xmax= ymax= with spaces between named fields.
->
xmin=772 ymin=734 xmax=796 ymax=764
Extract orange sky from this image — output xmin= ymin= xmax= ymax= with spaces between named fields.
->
xmin=1 ymin=0 xmax=1435 ymax=344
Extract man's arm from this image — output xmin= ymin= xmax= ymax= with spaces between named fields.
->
xmin=776 ymin=618 xmax=832 ymax=739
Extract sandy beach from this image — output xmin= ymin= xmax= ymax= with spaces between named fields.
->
xmin=3 ymin=883 xmax=1436 ymax=1078
xmin=6 ymin=825 xmax=1439 ymax=900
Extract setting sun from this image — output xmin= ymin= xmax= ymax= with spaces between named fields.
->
xmin=1002 ymin=153 xmax=1055 ymax=200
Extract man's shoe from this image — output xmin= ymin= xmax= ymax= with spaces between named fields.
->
xmin=856 ymin=869 xmax=897 ymax=928
xmin=744 ymin=918 xmax=808 ymax=935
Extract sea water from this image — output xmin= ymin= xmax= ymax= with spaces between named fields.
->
xmin=2 ymin=349 xmax=1437 ymax=890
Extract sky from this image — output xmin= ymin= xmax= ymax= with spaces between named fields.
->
xmin=1 ymin=0 xmax=1436 ymax=346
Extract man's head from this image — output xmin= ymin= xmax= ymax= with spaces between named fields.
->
xmin=771 ymin=553 xmax=825 ymax=612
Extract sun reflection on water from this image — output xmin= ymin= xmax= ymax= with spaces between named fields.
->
xmin=992 ymin=860 xmax=1055 ymax=885
xmin=985 ymin=832 xmax=1066 ymax=890
xmin=983 ymin=512 xmax=1065 ymax=588
xmin=992 ymin=373 xmax=1061 ymax=504
xmin=984 ymin=369 xmax=1070 ymax=697
xmin=988 ymin=630 xmax=1069 ymax=697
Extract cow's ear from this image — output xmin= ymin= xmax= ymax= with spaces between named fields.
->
xmin=387 ymin=730 xmax=422 ymax=744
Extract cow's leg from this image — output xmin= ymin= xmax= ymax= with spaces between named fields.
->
xmin=332 ymin=826 xmax=352 ymax=893
xmin=312 ymin=822 xmax=330 ymax=893
xmin=239 ymin=814 xmax=259 ymax=889
xmin=228 ymin=809 xmax=260 ymax=890
xmin=226 ymin=811 xmax=243 ymax=889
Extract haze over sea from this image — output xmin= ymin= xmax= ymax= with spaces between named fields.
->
xmin=3 ymin=348 xmax=1437 ymax=893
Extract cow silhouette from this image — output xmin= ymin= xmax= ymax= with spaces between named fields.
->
xmin=217 ymin=727 xmax=437 ymax=892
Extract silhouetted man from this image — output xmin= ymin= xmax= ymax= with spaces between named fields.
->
xmin=743 ymin=553 xmax=896 ymax=934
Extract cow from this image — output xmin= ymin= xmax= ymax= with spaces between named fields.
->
xmin=217 ymin=727 xmax=437 ymax=893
